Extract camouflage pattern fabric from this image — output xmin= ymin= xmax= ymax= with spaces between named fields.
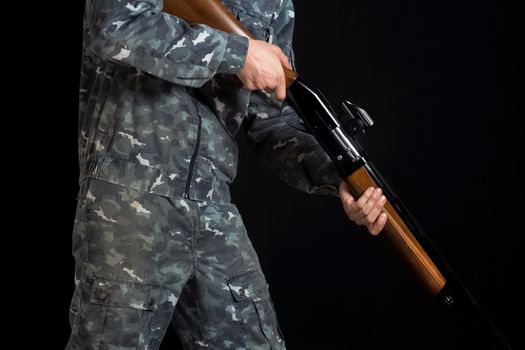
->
xmin=67 ymin=178 xmax=284 ymax=349
xmin=68 ymin=0 xmax=342 ymax=348
xmin=78 ymin=0 xmax=341 ymax=201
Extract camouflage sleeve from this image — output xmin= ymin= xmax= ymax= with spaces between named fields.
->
xmin=243 ymin=0 xmax=342 ymax=196
xmin=85 ymin=0 xmax=248 ymax=87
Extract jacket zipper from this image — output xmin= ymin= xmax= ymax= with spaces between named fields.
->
xmin=184 ymin=95 xmax=202 ymax=199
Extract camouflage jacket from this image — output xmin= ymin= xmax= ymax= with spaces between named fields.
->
xmin=79 ymin=0 xmax=341 ymax=204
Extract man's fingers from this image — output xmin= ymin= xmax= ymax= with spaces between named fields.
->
xmin=368 ymin=212 xmax=388 ymax=235
xmin=340 ymin=182 xmax=388 ymax=235
xmin=237 ymin=40 xmax=291 ymax=98
xmin=244 ymin=80 xmax=256 ymax=91
xmin=274 ymin=68 xmax=286 ymax=100
xmin=349 ymin=186 xmax=374 ymax=215
xmin=355 ymin=201 xmax=383 ymax=226
xmin=359 ymin=188 xmax=383 ymax=218
xmin=364 ymin=195 xmax=386 ymax=225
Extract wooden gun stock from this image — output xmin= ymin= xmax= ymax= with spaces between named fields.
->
xmin=163 ymin=0 xmax=297 ymax=86
xmin=346 ymin=166 xmax=446 ymax=296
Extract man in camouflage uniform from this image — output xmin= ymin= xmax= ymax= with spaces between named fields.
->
xmin=67 ymin=0 xmax=388 ymax=349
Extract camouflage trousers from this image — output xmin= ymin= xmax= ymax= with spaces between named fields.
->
xmin=66 ymin=178 xmax=285 ymax=350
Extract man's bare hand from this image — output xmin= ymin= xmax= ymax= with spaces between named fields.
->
xmin=339 ymin=181 xmax=387 ymax=235
xmin=237 ymin=39 xmax=292 ymax=100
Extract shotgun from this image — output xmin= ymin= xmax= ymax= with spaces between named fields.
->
xmin=164 ymin=1 xmax=512 ymax=348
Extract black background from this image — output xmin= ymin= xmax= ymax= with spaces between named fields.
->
xmin=21 ymin=0 xmax=522 ymax=349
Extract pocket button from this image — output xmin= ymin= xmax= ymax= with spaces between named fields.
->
xmin=97 ymin=290 xmax=109 ymax=301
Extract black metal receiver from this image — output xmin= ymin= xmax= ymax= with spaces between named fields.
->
xmin=287 ymin=77 xmax=512 ymax=350
xmin=287 ymin=78 xmax=368 ymax=176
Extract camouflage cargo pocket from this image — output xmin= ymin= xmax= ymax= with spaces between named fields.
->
xmin=226 ymin=268 xmax=285 ymax=349
xmin=87 ymin=276 xmax=160 ymax=349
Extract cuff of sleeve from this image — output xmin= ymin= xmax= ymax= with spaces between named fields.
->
xmin=311 ymin=163 xmax=343 ymax=197
xmin=217 ymin=34 xmax=249 ymax=74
